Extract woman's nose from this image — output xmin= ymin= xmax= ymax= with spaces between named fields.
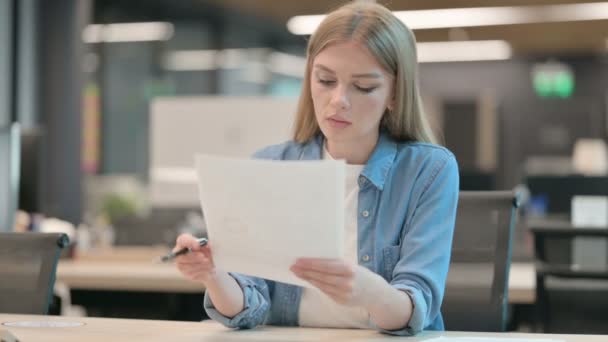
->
xmin=330 ymin=85 xmax=350 ymax=110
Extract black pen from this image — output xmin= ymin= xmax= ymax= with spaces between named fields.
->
xmin=159 ymin=237 xmax=208 ymax=263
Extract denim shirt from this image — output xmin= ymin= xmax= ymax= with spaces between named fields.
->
xmin=203 ymin=132 xmax=459 ymax=336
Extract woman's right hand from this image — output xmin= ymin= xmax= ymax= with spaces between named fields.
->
xmin=174 ymin=233 xmax=217 ymax=285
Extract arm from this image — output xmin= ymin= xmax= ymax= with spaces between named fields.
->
xmin=203 ymin=273 xmax=271 ymax=329
xmin=174 ymin=234 xmax=271 ymax=328
xmin=292 ymin=153 xmax=459 ymax=335
xmin=291 ymin=258 xmax=412 ymax=330
xmin=204 ymin=271 xmax=245 ymax=318
xmin=384 ymin=153 xmax=459 ymax=334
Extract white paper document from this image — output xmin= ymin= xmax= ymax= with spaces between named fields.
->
xmin=195 ymin=154 xmax=345 ymax=287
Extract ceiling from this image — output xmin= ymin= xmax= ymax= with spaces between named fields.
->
xmin=201 ymin=0 xmax=608 ymax=57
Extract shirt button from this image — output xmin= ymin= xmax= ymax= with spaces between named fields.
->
xmin=362 ymin=255 xmax=370 ymax=262
xmin=361 ymin=210 xmax=370 ymax=218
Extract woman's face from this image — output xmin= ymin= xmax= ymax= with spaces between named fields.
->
xmin=310 ymin=41 xmax=394 ymax=146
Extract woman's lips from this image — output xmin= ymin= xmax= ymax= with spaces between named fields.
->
xmin=327 ymin=117 xmax=351 ymax=128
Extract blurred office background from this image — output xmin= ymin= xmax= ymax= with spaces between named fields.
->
xmin=2 ymin=0 xmax=608 ymax=333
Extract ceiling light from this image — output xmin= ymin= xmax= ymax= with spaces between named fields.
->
xmin=417 ymin=40 xmax=512 ymax=63
xmin=287 ymin=2 xmax=608 ymax=34
xmin=83 ymin=22 xmax=174 ymax=43
xmin=163 ymin=50 xmax=219 ymax=71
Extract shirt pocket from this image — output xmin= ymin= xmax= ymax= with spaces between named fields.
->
xmin=381 ymin=245 xmax=401 ymax=282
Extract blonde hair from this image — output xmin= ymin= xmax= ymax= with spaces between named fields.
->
xmin=292 ymin=1 xmax=436 ymax=144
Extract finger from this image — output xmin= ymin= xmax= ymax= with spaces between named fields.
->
xmin=292 ymin=267 xmax=348 ymax=289
xmin=293 ymin=259 xmax=353 ymax=277
xmin=174 ymin=234 xmax=199 ymax=252
xmin=200 ymin=242 xmax=213 ymax=259
xmin=177 ymin=262 xmax=214 ymax=274
xmin=305 ymin=278 xmax=348 ymax=302
xmin=176 ymin=252 xmax=210 ymax=265
xmin=176 ymin=260 xmax=206 ymax=269
xmin=179 ymin=265 xmax=214 ymax=276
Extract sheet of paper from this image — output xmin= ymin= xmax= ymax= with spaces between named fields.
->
xmin=195 ymin=154 xmax=345 ymax=287
xmin=423 ymin=337 xmax=565 ymax=342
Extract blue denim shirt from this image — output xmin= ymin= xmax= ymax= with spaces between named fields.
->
xmin=203 ymin=132 xmax=459 ymax=336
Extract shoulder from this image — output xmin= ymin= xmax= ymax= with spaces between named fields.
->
xmin=252 ymin=140 xmax=308 ymax=160
xmin=396 ymin=142 xmax=456 ymax=166
xmin=394 ymin=141 xmax=459 ymax=185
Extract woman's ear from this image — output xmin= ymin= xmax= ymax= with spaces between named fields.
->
xmin=387 ymin=96 xmax=396 ymax=112
xmin=388 ymin=82 xmax=396 ymax=110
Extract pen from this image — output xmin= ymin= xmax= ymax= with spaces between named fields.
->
xmin=159 ymin=237 xmax=208 ymax=263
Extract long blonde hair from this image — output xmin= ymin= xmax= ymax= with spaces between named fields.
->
xmin=292 ymin=1 xmax=436 ymax=144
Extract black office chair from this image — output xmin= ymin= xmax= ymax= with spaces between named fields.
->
xmin=442 ymin=191 xmax=520 ymax=332
xmin=531 ymin=223 xmax=608 ymax=334
xmin=0 ymin=232 xmax=69 ymax=314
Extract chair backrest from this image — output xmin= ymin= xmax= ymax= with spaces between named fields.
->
xmin=531 ymin=224 xmax=608 ymax=333
xmin=0 ymin=123 xmax=20 ymax=232
xmin=442 ymin=191 xmax=520 ymax=332
xmin=0 ymin=232 xmax=69 ymax=314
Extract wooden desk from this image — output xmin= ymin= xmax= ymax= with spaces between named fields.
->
xmin=57 ymin=247 xmax=205 ymax=293
xmin=509 ymin=262 xmax=536 ymax=304
xmin=57 ymin=260 xmax=204 ymax=293
xmin=57 ymin=248 xmax=536 ymax=303
xmin=1 ymin=314 xmax=605 ymax=342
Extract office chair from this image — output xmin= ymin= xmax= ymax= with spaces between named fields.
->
xmin=0 ymin=232 xmax=69 ymax=314
xmin=442 ymin=191 xmax=520 ymax=332
xmin=531 ymin=224 xmax=608 ymax=333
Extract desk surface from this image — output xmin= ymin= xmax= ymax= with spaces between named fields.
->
xmin=56 ymin=248 xmax=535 ymax=303
xmin=57 ymin=247 xmax=205 ymax=293
xmin=1 ymin=314 xmax=605 ymax=342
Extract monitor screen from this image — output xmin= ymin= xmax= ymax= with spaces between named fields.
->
xmin=0 ymin=123 xmax=20 ymax=232
xmin=526 ymin=175 xmax=608 ymax=214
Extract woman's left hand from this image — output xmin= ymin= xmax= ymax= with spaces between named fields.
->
xmin=290 ymin=258 xmax=375 ymax=307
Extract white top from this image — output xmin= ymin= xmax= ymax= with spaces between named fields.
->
xmin=298 ymin=147 xmax=370 ymax=328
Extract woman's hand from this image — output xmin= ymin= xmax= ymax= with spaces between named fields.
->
xmin=290 ymin=258 xmax=376 ymax=307
xmin=174 ymin=233 xmax=216 ymax=285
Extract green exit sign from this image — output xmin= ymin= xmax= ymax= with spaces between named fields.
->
xmin=532 ymin=62 xmax=575 ymax=98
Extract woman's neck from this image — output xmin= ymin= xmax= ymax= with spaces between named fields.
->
xmin=325 ymin=133 xmax=378 ymax=165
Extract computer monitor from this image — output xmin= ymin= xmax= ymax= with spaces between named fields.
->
xmin=149 ymin=97 xmax=297 ymax=207
xmin=526 ymin=175 xmax=608 ymax=214
xmin=0 ymin=123 xmax=20 ymax=232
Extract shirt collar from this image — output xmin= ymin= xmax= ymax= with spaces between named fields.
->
xmin=300 ymin=132 xmax=397 ymax=191
xmin=360 ymin=132 xmax=397 ymax=191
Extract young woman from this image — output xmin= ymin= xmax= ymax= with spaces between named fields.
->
xmin=174 ymin=2 xmax=459 ymax=336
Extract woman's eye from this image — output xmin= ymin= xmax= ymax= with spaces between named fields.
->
xmin=318 ymin=79 xmax=335 ymax=86
xmin=355 ymin=85 xmax=376 ymax=93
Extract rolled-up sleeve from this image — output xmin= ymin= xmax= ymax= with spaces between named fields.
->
xmin=203 ymin=273 xmax=271 ymax=329
xmin=379 ymin=154 xmax=459 ymax=336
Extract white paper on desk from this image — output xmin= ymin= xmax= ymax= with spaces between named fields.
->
xmin=195 ymin=154 xmax=345 ymax=287
xmin=424 ymin=337 xmax=565 ymax=342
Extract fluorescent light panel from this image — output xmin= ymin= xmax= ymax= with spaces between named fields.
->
xmin=417 ymin=40 xmax=512 ymax=63
xmin=287 ymin=2 xmax=608 ymax=34
xmin=83 ymin=22 xmax=174 ymax=43
xmin=164 ymin=50 xmax=218 ymax=71
xmin=164 ymin=49 xmax=307 ymax=75
xmin=164 ymin=41 xmax=509 ymax=73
